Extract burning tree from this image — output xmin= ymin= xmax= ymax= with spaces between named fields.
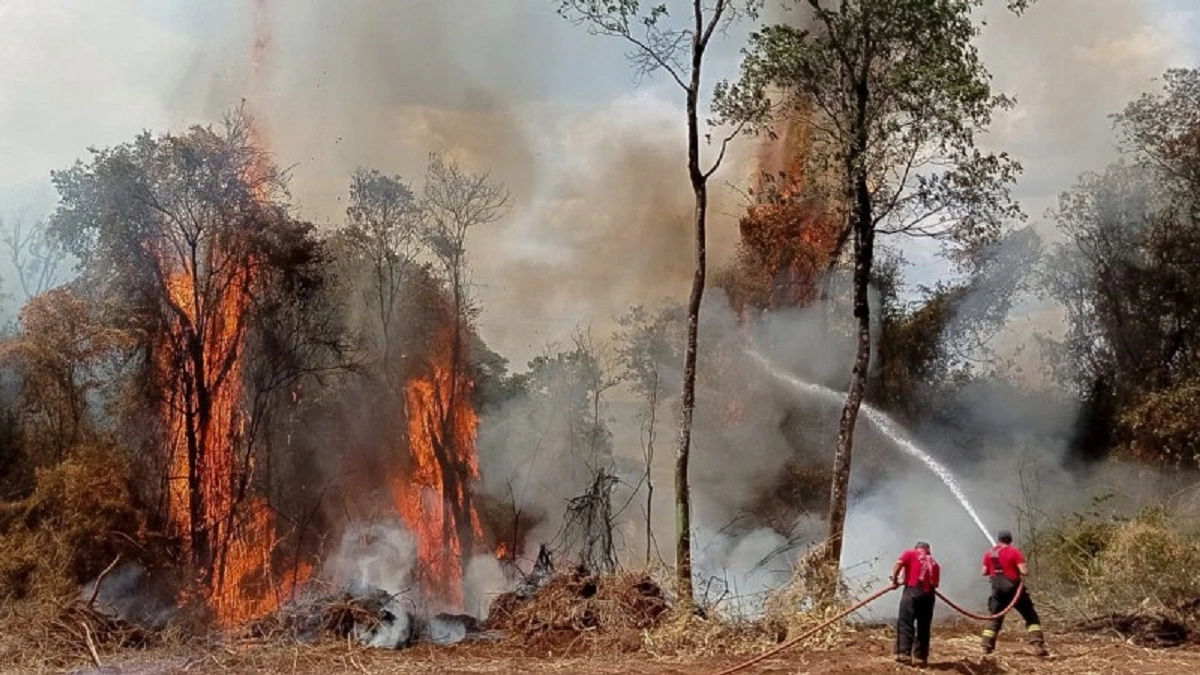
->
xmin=408 ymin=154 xmax=507 ymax=596
xmin=719 ymin=122 xmax=846 ymax=316
xmin=47 ymin=108 xmax=338 ymax=623
xmin=716 ymin=0 xmax=1027 ymax=569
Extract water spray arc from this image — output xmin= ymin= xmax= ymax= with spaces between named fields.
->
xmin=746 ymin=350 xmax=993 ymax=544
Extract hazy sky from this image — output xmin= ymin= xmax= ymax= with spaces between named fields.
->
xmin=1 ymin=0 xmax=1197 ymax=365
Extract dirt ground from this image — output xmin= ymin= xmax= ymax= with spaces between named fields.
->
xmin=6 ymin=626 xmax=1200 ymax=675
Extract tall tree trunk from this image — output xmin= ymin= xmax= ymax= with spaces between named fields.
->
xmin=645 ymin=378 xmax=658 ymax=566
xmin=446 ymin=264 xmax=475 ymax=577
xmin=676 ymin=65 xmax=706 ymax=607
xmin=825 ymin=221 xmax=873 ymax=567
xmin=826 ymin=135 xmax=875 ymax=569
xmin=187 ymin=335 xmax=215 ymax=587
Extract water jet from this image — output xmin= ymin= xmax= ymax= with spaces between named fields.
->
xmin=747 ymin=350 xmax=993 ymax=544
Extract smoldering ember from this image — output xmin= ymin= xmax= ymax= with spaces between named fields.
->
xmin=2 ymin=1 xmax=1200 ymax=674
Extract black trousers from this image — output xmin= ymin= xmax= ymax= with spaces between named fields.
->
xmin=985 ymin=576 xmax=1042 ymax=639
xmin=896 ymin=585 xmax=936 ymax=659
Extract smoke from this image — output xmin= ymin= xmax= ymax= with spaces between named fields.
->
xmin=79 ymin=563 xmax=177 ymax=629
xmin=322 ymin=520 xmax=419 ymax=599
xmin=321 ymin=520 xmax=510 ymax=621
xmin=462 ymin=555 xmax=508 ymax=620
xmin=160 ymin=0 xmax=751 ymax=368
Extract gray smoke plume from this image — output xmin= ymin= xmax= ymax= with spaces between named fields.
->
xmin=322 ymin=520 xmax=419 ymax=600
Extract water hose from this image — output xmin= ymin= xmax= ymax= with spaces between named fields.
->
xmin=710 ymin=581 xmax=1025 ymax=675
xmin=935 ymin=582 xmax=1024 ymax=621
xmin=711 ymin=582 xmax=901 ymax=675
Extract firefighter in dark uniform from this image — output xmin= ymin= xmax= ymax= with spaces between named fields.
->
xmin=980 ymin=530 xmax=1048 ymax=656
xmin=892 ymin=541 xmax=939 ymax=666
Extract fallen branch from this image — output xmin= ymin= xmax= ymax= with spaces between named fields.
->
xmin=87 ymin=554 xmax=122 ymax=609
xmin=81 ymin=621 xmax=102 ymax=669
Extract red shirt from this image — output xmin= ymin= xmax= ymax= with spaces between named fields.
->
xmin=983 ymin=544 xmax=1025 ymax=581
xmin=897 ymin=549 xmax=938 ymax=589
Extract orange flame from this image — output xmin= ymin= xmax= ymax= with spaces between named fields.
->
xmin=159 ymin=253 xmax=308 ymax=626
xmin=727 ymin=114 xmax=843 ymax=313
xmin=158 ymin=0 xmax=310 ymax=627
xmin=392 ymin=326 xmax=484 ymax=609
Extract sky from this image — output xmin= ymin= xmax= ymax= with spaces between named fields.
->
xmin=1 ymin=0 xmax=1197 ymax=367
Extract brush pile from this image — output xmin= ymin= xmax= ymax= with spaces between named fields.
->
xmin=247 ymin=587 xmax=391 ymax=642
xmin=1074 ymin=612 xmax=1195 ymax=648
xmin=247 ymin=581 xmax=490 ymax=650
xmin=52 ymin=599 xmax=158 ymax=652
xmin=487 ymin=567 xmax=669 ymax=652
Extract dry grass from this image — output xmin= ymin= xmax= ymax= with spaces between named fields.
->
xmin=1036 ymin=505 xmax=1200 ymax=646
xmin=0 ymin=445 xmax=152 ymax=602
xmin=4 ymin=622 xmax=1200 ymax=674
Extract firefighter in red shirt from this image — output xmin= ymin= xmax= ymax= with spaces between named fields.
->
xmin=980 ymin=530 xmax=1048 ymax=656
xmin=891 ymin=541 xmax=939 ymax=666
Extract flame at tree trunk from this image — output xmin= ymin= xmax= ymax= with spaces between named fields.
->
xmin=159 ymin=255 xmax=307 ymax=626
xmin=392 ymin=326 xmax=484 ymax=609
xmin=152 ymin=0 xmax=309 ymax=627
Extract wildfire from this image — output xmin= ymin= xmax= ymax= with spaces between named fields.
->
xmin=727 ymin=114 xmax=844 ymax=313
xmin=152 ymin=0 xmax=310 ymax=628
xmin=160 ymin=253 xmax=308 ymax=626
xmin=392 ymin=326 xmax=484 ymax=610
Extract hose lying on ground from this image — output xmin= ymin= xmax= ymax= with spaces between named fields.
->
xmin=711 ymin=581 xmax=1024 ymax=674
xmin=711 ymin=582 xmax=901 ymax=675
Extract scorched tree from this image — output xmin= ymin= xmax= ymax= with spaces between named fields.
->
xmin=47 ymin=108 xmax=337 ymax=592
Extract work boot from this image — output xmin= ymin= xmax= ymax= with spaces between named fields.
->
xmin=1028 ymin=627 xmax=1049 ymax=657
xmin=981 ymin=630 xmax=997 ymax=655
xmin=915 ymin=657 xmax=928 ymax=668
xmin=895 ymin=654 xmax=912 ymax=666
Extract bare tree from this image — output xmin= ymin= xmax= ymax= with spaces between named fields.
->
xmin=615 ymin=304 xmax=684 ymax=565
xmin=2 ymin=218 xmax=65 ymax=303
xmin=342 ymin=169 xmax=423 ymax=368
xmin=557 ymin=0 xmax=761 ymax=607
xmin=571 ymin=326 xmax=622 ymax=473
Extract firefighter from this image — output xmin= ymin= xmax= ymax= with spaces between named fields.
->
xmin=892 ymin=541 xmax=939 ymax=666
xmin=980 ymin=530 xmax=1048 ymax=656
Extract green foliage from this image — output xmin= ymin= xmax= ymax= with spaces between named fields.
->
xmin=1044 ymin=68 xmax=1200 ymax=465
xmin=873 ymin=227 xmax=1039 ymax=420
xmin=1120 ymin=376 xmax=1200 ymax=467
xmin=1035 ymin=504 xmax=1200 ymax=615
xmin=0 ymin=288 xmax=134 ymax=466
xmin=714 ymin=0 xmax=1024 ymax=262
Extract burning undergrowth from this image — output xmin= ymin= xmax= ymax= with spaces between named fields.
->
xmin=228 ymin=519 xmax=503 ymax=650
